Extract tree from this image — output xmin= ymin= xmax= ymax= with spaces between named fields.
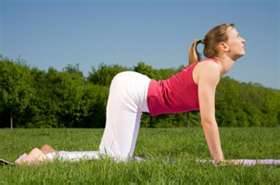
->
xmin=134 ymin=62 xmax=155 ymax=78
xmin=88 ymin=63 xmax=129 ymax=86
xmin=0 ymin=59 xmax=279 ymax=128
xmin=63 ymin=63 xmax=83 ymax=77
xmin=0 ymin=59 xmax=34 ymax=128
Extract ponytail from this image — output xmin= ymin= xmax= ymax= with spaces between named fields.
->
xmin=188 ymin=39 xmax=203 ymax=66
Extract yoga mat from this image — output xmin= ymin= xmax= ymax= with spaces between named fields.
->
xmin=197 ymin=159 xmax=280 ymax=166
xmin=0 ymin=159 xmax=15 ymax=166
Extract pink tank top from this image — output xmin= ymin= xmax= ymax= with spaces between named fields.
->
xmin=147 ymin=62 xmax=199 ymax=116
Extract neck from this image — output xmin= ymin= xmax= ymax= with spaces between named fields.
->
xmin=214 ymin=55 xmax=235 ymax=76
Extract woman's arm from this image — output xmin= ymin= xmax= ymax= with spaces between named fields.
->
xmin=198 ymin=62 xmax=224 ymax=162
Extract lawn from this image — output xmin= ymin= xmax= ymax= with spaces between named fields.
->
xmin=0 ymin=128 xmax=280 ymax=185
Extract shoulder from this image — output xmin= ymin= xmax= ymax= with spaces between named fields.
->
xmin=197 ymin=59 xmax=221 ymax=85
xmin=199 ymin=59 xmax=220 ymax=71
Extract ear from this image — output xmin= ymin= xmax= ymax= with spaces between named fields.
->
xmin=217 ymin=42 xmax=230 ymax=52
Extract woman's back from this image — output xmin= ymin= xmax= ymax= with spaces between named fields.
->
xmin=147 ymin=58 xmax=219 ymax=116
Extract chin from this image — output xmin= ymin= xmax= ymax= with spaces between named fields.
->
xmin=239 ymin=52 xmax=246 ymax=58
xmin=241 ymin=49 xmax=246 ymax=56
xmin=232 ymin=54 xmax=244 ymax=61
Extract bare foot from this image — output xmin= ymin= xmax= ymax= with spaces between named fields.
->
xmin=16 ymin=148 xmax=47 ymax=165
xmin=40 ymin=144 xmax=56 ymax=154
xmin=15 ymin=153 xmax=28 ymax=165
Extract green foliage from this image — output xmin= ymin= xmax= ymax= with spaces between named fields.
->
xmin=134 ymin=62 xmax=177 ymax=79
xmin=0 ymin=57 xmax=279 ymax=128
xmin=216 ymin=76 xmax=280 ymax=127
xmin=63 ymin=64 xmax=83 ymax=77
xmin=0 ymin=59 xmax=34 ymax=128
xmin=88 ymin=63 xmax=129 ymax=86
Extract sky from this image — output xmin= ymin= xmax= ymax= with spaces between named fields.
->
xmin=0 ymin=0 xmax=279 ymax=89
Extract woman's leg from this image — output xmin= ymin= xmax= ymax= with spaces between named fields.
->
xmin=15 ymin=145 xmax=100 ymax=164
xmin=55 ymin=151 xmax=100 ymax=161
xmin=40 ymin=145 xmax=100 ymax=161
xmin=99 ymin=71 xmax=150 ymax=161
xmin=15 ymin=144 xmax=56 ymax=165
xmin=14 ymin=153 xmax=28 ymax=164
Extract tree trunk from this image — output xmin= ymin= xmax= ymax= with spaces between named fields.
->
xmin=10 ymin=112 xmax=13 ymax=129
xmin=186 ymin=113 xmax=189 ymax=128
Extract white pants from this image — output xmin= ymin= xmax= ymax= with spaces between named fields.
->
xmin=99 ymin=71 xmax=151 ymax=161
xmin=45 ymin=150 xmax=144 ymax=162
xmin=46 ymin=151 xmax=100 ymax=161
xmin=45 ymin=71 xmax=150 ymax=162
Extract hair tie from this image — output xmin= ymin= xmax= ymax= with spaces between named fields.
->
xmin=198 ymin=39 xmax=204 ymax=44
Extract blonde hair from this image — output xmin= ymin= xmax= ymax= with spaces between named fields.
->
xmin=188 ymin=23 xmax=235 ymax=65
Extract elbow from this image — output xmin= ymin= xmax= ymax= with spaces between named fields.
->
xmin=201 ymin=118 xmax=217 ymax=127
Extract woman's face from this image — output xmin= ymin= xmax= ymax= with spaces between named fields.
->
xmin=223 ymin=27 xmax=246 ymax=60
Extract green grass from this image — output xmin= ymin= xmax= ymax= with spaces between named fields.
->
xmin=0 ymin=128 xmax=280 ymax=185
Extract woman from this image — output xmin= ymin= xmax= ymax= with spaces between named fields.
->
xmin=14 ymin=23 xmax=246 ymax=165
xmin=98 ymin=23 xmax=246 ymax=163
